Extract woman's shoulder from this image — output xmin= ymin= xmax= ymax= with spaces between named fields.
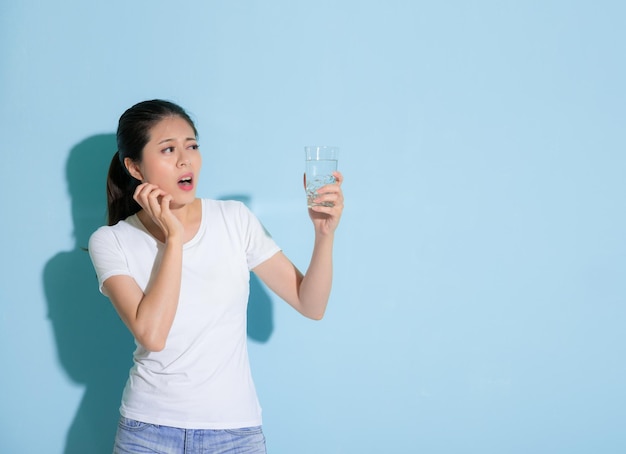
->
xmin=89 ymin=216 xmax=140 ymax=244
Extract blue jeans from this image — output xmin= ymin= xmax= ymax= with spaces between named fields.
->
xmin=113 ymin=417 xmax=267 ymax=454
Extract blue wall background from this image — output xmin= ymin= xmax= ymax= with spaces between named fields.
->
xmin=1 ymin=1 xmax=625 ymax=453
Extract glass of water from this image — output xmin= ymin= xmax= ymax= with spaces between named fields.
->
xmin=305 ymin=146 xmax=339 ymax=208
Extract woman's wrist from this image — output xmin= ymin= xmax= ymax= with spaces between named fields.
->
xmin=165 ymin=231 xmax=184 ymax=246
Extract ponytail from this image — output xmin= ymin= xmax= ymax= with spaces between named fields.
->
xmin=106 ymin=151 xmax=141 ymax=225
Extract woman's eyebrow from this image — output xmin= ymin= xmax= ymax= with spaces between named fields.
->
xmin=157 ymin=137 xmax=196 ymax=145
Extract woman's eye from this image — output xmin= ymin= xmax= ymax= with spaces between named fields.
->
xmin=162 ymin=146 xmax=175 ymax=153
xmin=190 ymin=144 xmax=199 ymax=150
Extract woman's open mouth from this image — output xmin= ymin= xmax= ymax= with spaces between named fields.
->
xmin=177 ymin=174 xmax=194 ymax=191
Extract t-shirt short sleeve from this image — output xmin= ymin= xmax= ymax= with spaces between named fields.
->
xmin=237 ymin=203 xmax=281 ymax=270
xmin=88 ymin=226 xmax=133 ymax=293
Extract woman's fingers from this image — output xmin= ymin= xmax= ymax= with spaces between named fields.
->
xmin=134 ymin=183 xmax=165 ymax=208
xmin=332 ymin=171 xmax=343 ymax=186
xmin=159 ymin=194 xmax=174 ymax=217
xmin=133 ymin=183 xmax=170 ymax=224
xmin=146 ymin=186 xmax=165 ymax=216
xmin=311 ymin=172 xmax=344 ymax=208
xmin=132 ymin=183 xmax=183 ymax=240
xmin=307 ymin=172 xmax=344 ymax=236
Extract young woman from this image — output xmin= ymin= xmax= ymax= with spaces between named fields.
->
xmin=88 ymin=99 xmax=344 ymax=453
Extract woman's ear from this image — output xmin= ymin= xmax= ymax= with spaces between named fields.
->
xmin=124 ymin=157 xmax=144 ymax=182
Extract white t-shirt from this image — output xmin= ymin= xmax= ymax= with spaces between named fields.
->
xmin=88 ymin=199 xmax=281 ymax=429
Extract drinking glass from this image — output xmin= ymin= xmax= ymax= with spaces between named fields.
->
xmin=305 ymin=146 xmax=339 ymax=208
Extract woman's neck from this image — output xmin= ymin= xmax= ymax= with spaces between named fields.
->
xmin=137 ymin=198 xmax=202 ymax=243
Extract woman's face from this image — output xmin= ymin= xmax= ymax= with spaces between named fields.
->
xmin=126 ymin=115 xmax=202 ymax=207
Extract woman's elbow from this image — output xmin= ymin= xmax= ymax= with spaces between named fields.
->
xmin=304 ymin=308 xmax=326 ymax=321
xmin=135 ymin=331 xmax=167 ymax=352
xmin=143 ymin=341 xmax=166 ymax=353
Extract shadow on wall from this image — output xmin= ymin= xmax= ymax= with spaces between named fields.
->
xmin=44 ymin=135 xmax=274 ymax=453
xmin=44 ymin=134 xmax=135 ymax=453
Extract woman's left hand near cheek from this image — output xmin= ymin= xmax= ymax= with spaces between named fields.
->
xmin=308 ymin=171 xmax=344 ymax=236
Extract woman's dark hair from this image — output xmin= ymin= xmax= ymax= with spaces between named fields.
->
xmin=106 ymin=99 xmax=197 ymax=225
